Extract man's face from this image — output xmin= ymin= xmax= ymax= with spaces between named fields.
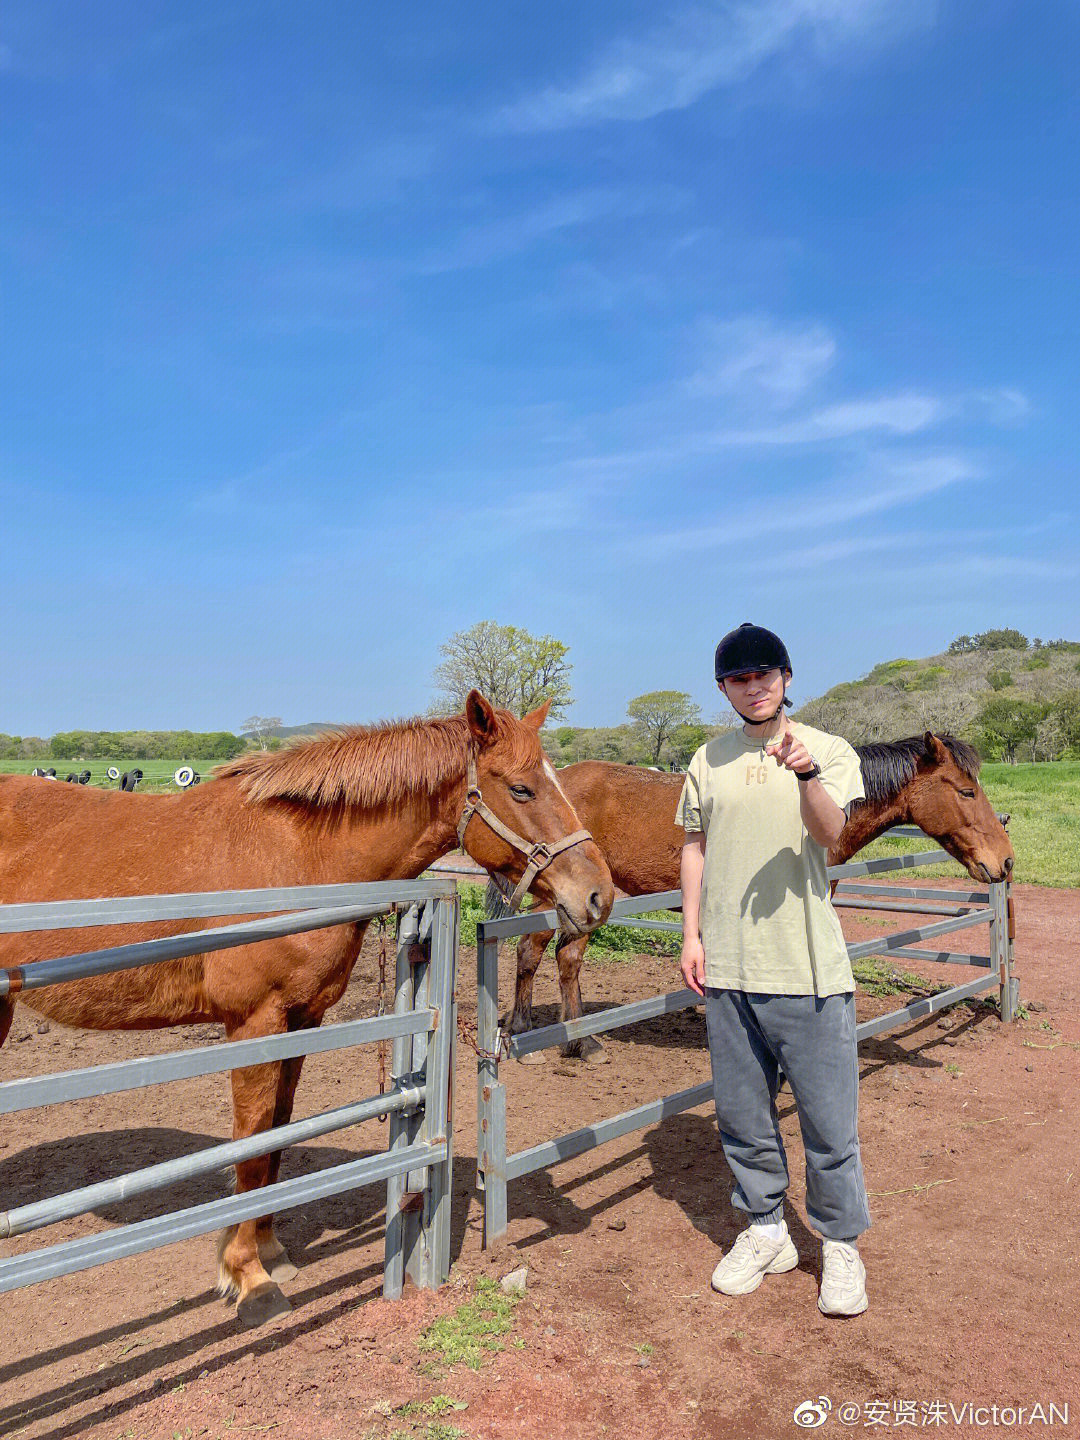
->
xmin=721 ymin=667 xmax=788 ymax=720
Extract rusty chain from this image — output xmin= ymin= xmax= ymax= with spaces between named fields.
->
xmin=456 ymin=1009 xmax=509 ymax=1064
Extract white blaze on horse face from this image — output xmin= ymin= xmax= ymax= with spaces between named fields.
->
xmin=543 ymin=759 xmax=580 ymax=818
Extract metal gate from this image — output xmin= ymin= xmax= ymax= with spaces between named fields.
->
xmin=0 ymin=879 xmax=459 ymax=1299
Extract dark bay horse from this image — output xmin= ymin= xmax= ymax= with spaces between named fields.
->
xmin=507 ymin=733 xmax=1014 ymax=1061
xmin=0 ymin=692 xmax=613 ymax=1322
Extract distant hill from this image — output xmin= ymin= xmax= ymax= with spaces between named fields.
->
xmin=794 ymin=633 xmax=1080 ymax=760
xmin=271 ymin=722 xmax=343 ymax=739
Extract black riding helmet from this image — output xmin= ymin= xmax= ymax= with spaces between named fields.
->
xmin=714 ymin=623 xmax=793 ymax=721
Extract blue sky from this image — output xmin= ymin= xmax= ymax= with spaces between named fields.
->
xmin=3 ymin=0 xmax=1078 ymax=735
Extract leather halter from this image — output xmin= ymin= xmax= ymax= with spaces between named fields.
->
xmin=456 ymin=753 xmax=594 ymax=913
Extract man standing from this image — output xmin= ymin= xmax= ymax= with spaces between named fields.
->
xmin=677 ymin=622 xmax=871 ymax=1317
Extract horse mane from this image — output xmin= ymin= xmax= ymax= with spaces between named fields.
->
xmin=216 ymin=710 xmax=543 ymax=810
xmin=854 ymin=733 xmax=981 ymax=806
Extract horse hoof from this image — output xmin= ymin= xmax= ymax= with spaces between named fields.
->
xmin=566 ymin=1036 xmax=608 ymax=1065
xmin=263 ymin=1252 xmax=299 ymax=1283
xmin=237 ymin=1282 xmax=292 ymax=1328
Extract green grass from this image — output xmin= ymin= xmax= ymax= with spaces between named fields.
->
xmin=416 ymin=1276 xmax=520 ymax=1371
xmin=0 ymin=757 xmax=210 ymax=794
xmin=457 ymin=883 xmax=681 ymax=957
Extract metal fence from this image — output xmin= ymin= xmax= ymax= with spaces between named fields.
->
xmin=474 ymin=828 xmax=1016 ymax=1246
xmin=0 ymin=879 xmax=460 ymax=1300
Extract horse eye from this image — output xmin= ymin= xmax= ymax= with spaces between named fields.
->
xmin=510 ymin=784 xmax=534 ymax=801
xmin=959 ymin=788 xmax=976 ymax=799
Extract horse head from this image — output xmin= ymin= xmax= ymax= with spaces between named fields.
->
xmin=460 ymin=691 xmax=614 ymax=938
xmin=905 ymin=733 xmax=1014 ymax=884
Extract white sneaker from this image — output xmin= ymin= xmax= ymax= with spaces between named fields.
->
xmin=711 ymin=1221 xmax=799 ymax=1296
xmin=818 ymin=1239 xmax=868 ymax=1316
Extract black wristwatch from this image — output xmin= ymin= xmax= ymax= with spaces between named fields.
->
xmin=795 ymin=761 xmax=822 ymax=783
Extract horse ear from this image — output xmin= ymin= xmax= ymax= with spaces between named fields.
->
xmin=465 ymin=690 xmax=499 ymax=747
xmin=523 ymin=699 xmax=551 ymax=730
xmin=924 ymin=732 xmax=950 ymax=764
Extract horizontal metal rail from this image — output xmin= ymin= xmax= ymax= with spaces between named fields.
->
xmin=507 ymin=988 xmax=700 ymax=1058
xmin=0 ymin=1082 xmax=427 ymax=1238
xmin=504 ymin=1081 xmax=713 ymax=1182
xmin=855 ymin=972 xmax=998 ymax=1041
xmin=0 ymin=1140 xmax=447 ymax=1294
xmin=0 ymin=903 xmax=393 ymax=999
xmin=0 ymin=1009 xmax=434 ymax=1113
xmin=827 ymin=847 xmax=949 ymax=878
xmin=0 ymin=879 xmax=456 ymax=935
xmin=856 ymin=946 xmax=991 ymax=969
xmin=833 ymin=898 xmax=974 ymax=916
xmin=833 ymin=884 xmax=990 ymax=903
xmin=846 ymin=909 xmax=992 ymax=963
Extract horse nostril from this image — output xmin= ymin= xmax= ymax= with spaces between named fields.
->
xmin=587 ymin=891 xmax=604 ymax=922
xmin=1003 ymin=855 xmax=1014 ymax=876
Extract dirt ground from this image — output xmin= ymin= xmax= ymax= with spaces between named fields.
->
xmin=1 ymin=881 xmax=1077 ymax=1440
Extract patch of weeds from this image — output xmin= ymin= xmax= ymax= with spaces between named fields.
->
xmin=852 ymin=958 xmax=948 ymax=999
xmin=634 ymin=1343 xmax=654 ymax=1356
xmin=390 ymin=1427 xmax=466 ymax=1440
xmin=395 ymin=1398 xmax=468 ymax=1420
xmin=417 ymin=1276 xmax=520 ymax=1372
xmin=945 ymin=1062 xmax=962 ymax=1077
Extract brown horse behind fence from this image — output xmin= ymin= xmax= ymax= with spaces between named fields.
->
xmin=507 ymin=733 xmax=1014 ymax=1060
xmin=0 ymin=692 xmax=613 ymax=1323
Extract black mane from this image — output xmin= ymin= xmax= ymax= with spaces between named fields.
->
xmin=854 ymin=734 xmax=981 ymax=806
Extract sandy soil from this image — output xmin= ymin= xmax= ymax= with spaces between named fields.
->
xmin=1 ymin=881 xmax=1077 ymax=1440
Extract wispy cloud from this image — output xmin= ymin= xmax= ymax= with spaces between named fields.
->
xmin=419 ymin=187 xmax=678 ymax=273
xmin=491 ymin=0 xmax=938 ymax=133
xmin=618 ymin=452 xmax=979 ymax=558
xmin=686 ymin=315 xmax=837 ymax=406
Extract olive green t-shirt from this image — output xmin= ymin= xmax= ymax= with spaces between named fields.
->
xmin=675 ymin=722 xmax=865 ymax=996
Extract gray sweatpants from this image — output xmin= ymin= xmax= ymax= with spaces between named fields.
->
xmin=704 ymin=989 xmax=871 ymax=1242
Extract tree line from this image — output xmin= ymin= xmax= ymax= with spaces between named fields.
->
xmin=27 ymin=731 xmax=248 ymax=761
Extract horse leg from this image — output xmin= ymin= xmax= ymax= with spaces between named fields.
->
xmin=507 ymin=928 xmax=553 ymax=1035
xmin=504 ymin=929 xmax=553 ymax=1067
xmin=255 ymin=1036 xmax=317 ymax=1283
xmin=0 ymin=999 xmax=14 ymax=1049
xmin=555 ymin=934 xmax=606 ymax=1064
xmin=217 ymin=1003 xmax=294 ymax=1327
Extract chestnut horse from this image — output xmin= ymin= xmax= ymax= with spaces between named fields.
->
xmin=0 ymin=692 xmax=613 ymax=1322
xmin=507 ymin=733 xmax=1013 ymax=1061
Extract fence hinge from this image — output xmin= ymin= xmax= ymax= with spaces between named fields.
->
xmin=398 ymin=1191 xmax=424 ymax=1214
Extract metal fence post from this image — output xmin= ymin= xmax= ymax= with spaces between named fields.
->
xmin=417 ymin=891 xmax=458 ymax=1289
xmin=384 ymin=905 xmax=418 ymax=1299
xmin=990 ymin=880 xmax=1019 ymax=1023
xmin=475 ymin=922 xmax=508 ymax=1248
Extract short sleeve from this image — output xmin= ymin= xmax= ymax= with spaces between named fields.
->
xmin=675 ymin=750 xmax=705 ymax=833
xmin=818 ymin=735 xmax=865 ymax=811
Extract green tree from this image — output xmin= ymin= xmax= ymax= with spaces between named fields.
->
xmin=947 ymin=634 xmax=978 ymax=654
xmin=975 ymin=628 xmax=1029 ymax=651
xmin=986 ymin=669 xmax=1013 ymax=692
xmin=241 ymin=716 xmax=283 ymax=750
xmin=432 ymin=621 xmax=573 ymax=719
xmin=975 ymin=696 xmax=1043 ymax=763
xmin=626 ymin=691 xmax=701 ymax=764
